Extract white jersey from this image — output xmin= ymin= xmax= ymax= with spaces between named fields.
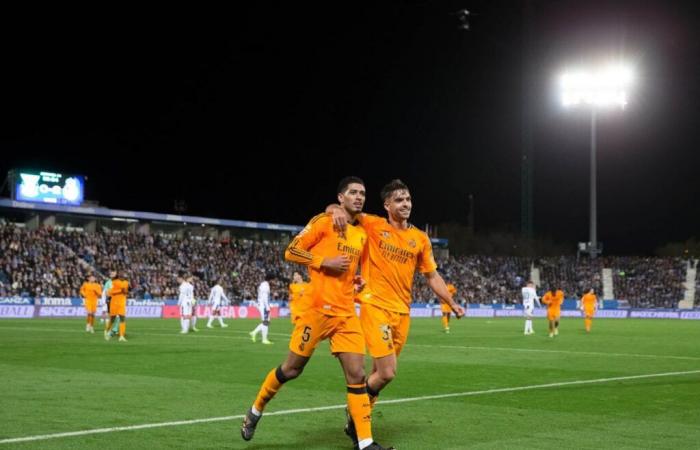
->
xmin=521 ymin=286 xmax=540 ymax=308
xmin=178 ymin=281 xmax=194 ymax=306
xmin=257 ymin=281 xmax=270 ymax=311
xmin=208 ymin=284 xmax=228 ymax=307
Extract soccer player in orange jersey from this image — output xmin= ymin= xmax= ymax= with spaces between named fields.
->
xmin=80 ymin=274 xmax=102 ymax=333
xmin=441 ymin=281 xmax=458 ymax=333
xmin=106 ymin=270 xmax=129 ymax=342
xmin=580 ymin=288 xmax=598 ymax=333
xmin=241 ymin=177 xmax=394 ymax=450
xmin=328 ymin=179 xmax=463 ymax=447
xmin=541 ymin=287 xmax=564 ymax=338
xmin=288 ymin=271 xmax=311 ymax=324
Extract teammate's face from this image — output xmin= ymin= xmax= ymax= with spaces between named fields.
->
xmin=293 ymin=272 xmax=302 ymax=283
xmin=384 ymin=189 xmax=412 ymax=221
xmin=338 ymin=183 xmax=365 ymax=215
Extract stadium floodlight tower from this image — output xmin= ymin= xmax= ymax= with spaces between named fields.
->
xmin=559 ymin=63 xmax=634 ymax=258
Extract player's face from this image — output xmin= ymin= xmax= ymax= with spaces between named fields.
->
xmin=338 ymin=183 xmax=366 ymax=214
xmin=384 ymin=189 xmax=412 ymax=221
xmin=88 ymin=275 xmax=95 ymax=282
xmin=293 ymin=272 xmax=302 ymax=283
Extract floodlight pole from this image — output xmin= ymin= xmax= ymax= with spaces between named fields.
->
xmin=589 ymin=108 xmax=597 ymax=258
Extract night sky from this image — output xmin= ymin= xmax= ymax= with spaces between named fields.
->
xmin=2 ymin=1 xmax=699 ymax=254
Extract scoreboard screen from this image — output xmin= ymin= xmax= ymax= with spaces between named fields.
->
xmin=12 ymin=170 xmax=85 ymax=206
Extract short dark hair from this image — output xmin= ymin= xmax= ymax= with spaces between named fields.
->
xmin=380 ymin=179 xmax=409 ymax=201
xmin=265 ymin=272 xmax=275 ymax=281
xmin=337 ymin=176 xmax=364 ymax=194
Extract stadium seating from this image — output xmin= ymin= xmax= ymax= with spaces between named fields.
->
xmin=0 ymin=223 xmax=689 ymax=306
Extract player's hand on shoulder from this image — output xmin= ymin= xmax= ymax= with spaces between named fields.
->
xmin=330 ymin=207 xmax=348 ymax=233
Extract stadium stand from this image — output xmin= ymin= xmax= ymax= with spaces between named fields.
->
xmin=0 ymin=222 xmax=689 ymax=306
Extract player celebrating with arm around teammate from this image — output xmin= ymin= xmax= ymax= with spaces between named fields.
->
xmin=240 ymin=177 xmax=394 ymax=450
xmin=328 ymin=179 xmax=464 ymax=448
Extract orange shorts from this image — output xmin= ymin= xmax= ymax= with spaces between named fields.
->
xmin=290 ymin=304 xmax=309 ymax=325
xmin=360 ymin=302 xmax=411 ymax=359
xmin=289 ymin=309 xmax=365 ymax=357
xmin=84 ymin=298 xmax=98 ymax=314
xmin=584 ymin=308 xmax=595 ymax=319
xmin=110 ymin=298 xmax=126 ymax=316
xmin=440 ymin=303 xmax=452 ymax=314
xmin=547 ymin=309 xmax=560 ymax=321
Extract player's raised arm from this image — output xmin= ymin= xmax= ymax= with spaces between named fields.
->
xmin=424 ymin=271 xmax=465 ymax=318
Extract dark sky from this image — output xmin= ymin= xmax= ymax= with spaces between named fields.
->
xmin=2 ymin=1 xmax=699 ymax=254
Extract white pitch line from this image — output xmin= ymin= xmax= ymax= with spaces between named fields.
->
xmin=1 ymin=369 xmax=699 ymax=445
xmin=408 ymin=343 xmax=700 ymax=361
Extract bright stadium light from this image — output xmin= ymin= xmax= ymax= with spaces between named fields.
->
xmin=560 ymin=64 xmax=634 ymax=109
xmin=557 ymin=62 xmax=636 ymax=258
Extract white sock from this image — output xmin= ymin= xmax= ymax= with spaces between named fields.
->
xmin=182 ymin=318 xmax=190 ymax=332
xmin=251 ymin=406 xmax=262 ymax=416
xmin=207 ymin=316 xmax=214 ymax=326
xmin=252 ymin=324 xmax=263 ymax=336
xmin=191 ymin=316 xmax=198 ymax=328
xmin=358 ymin=438 xmax=374 ymax=449
xmin=218 ymin=316 xmax=225 ymax=326
xmin=262 ymin=325 xmax=269 ymax=341
xmin=526 ymin=320 xmax=532 ymax=333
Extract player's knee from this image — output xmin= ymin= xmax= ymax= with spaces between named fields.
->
xmin=344 ymin=366 xmax=366 ymax=385
xmin=262 ymin=320 xmax=270 ymax=326
xmin=377 ymin=365 xmax=397 ymax=383
xmin=280 ymin=364 xmax=303 ymax=380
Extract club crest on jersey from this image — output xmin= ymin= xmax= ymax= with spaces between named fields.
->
xmin=381 ymin=231 xmax=390 ymax=239
xmin=408 ymin=239 xmax=417 ymax=248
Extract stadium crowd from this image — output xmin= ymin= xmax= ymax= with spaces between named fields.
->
xmin=0 ymin=223 xmax=691 ymax=307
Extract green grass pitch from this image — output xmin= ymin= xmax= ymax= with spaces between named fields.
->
xmin=1 ymin=317 xmax=699 ymax=449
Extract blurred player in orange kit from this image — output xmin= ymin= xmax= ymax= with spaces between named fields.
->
xmin=581 ymin=288 xmax=598 ymax=333
xmin=80 ymin=274 xmax=102 ymax=333
xmin=542 ymin=287 xmax=564 ymax=338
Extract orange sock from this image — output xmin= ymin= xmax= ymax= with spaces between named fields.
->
xmin=347 ymin=383 xmax=372 ymax=443
xmin=441 ymin=316 xmax=449 ymax=329
xmin=253 ymin=367 xmax=287 ymax=413
xmin=585 ymin=318 xmax=591 ymax=332
xmin=119 ymin=322 xmax=126 ymax=337
xmin=366 ymin=382 xmax=380 ymax=410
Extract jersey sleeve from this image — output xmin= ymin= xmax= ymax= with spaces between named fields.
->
xmin=357 ymin=213 xmax=384 ymax=229
xmin=417 ymin=234 xmax=438 ymax=274
xmin=285 ymin=214 xmax=329 ymax=269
